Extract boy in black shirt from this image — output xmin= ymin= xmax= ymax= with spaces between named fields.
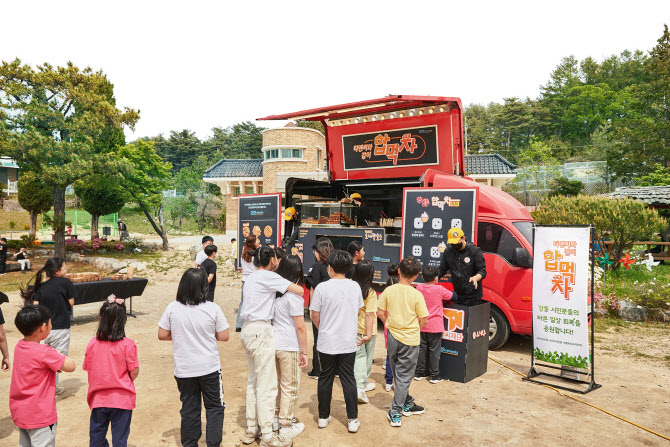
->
xmin=201 ymin=245 xmax=218 ymax=302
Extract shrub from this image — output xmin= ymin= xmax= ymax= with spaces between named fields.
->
xmin=123 ymin=236 xmax=145 ymax=251
xmin=65 ymin=238 xmax=87 ymax=251
xmin=533 ymin=195 xmax=666 ymax=270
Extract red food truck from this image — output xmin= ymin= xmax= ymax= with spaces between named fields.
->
xmin=259 ymin=95 xmax=535 ymax=349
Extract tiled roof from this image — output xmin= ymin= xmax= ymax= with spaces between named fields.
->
xmin=203 ymin=159 xmax=263 ymax=178
xmin=465 ymin=154 xmax=516 ymax=175
xmin=603 ymin=186 xmax=670 ymax=205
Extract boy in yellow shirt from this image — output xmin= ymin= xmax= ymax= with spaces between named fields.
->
xmin=377 ymin=256 xmax=429 ymax=427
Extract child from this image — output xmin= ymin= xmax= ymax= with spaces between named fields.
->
xmin=240 ymin=246 xmax=304 ymax=447
xmin=84 ymin=296 xmax=139 ymax=446
xmin=10 ymin=305 xmax=76 ymax=445
xmin=236 ymin=235 xmax=260 ymax=332
xmin=201 ymin=245 xmax=218 ymax=302
xmin=415 ymin=265 xmax=454 ymax=383
xmin=352 ymin=260 xmax=378 ymax=404
xmin=377 ymin=257 xmax=429 ymax=427
xmin=345 ymin=241 xmax=365 ymax=278
xmin=382 ymin=264 xmax=400 ymax=392
xmin=195 ymin=235 xmax=214 ymax=267
xmin=16 ymin=246 xmax=31 ymax=274
xmin=305 ymin=237 xmax=333 ymax=379
xmin=158 ymin=268 xmax=230 ymax=447
xmin=231 ymin=237 xmax=238 ymax=270
xmin=309 ymin=250 xmax=364 ymax=433
xmin=272 ymin=255 xmax=309 ymax=440
xmin=21 ymin=257 xmax=76 ymax=394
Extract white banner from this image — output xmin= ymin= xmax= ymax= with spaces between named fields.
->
xmin=532 ymin=226 xmax=590 ymax=372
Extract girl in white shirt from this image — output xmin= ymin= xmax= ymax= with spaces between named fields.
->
xmin=272 ymin=255 xmax=308 ymax=441
xmin=240 ymin=246 xmax=303 ymax=447
xmin=236 ymin=235 xmax=260 ymax=332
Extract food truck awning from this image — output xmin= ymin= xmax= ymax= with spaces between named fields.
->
xmin=257 ymin=95 xmax=462 ymax=122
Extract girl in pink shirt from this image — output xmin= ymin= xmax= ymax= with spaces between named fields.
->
xmin=83 ymin=295 xmax=139 ymax=447
xmin=415 ymin=265 xmax=454 ymax=383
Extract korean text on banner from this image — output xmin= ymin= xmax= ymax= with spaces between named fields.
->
xmin=532 ymin=227 xmax=590 ymax=371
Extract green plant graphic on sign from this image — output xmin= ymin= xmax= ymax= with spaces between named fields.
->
xmin=534 ymin=348 xmax=589 ymax=369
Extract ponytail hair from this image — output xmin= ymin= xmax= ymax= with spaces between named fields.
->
xmin=352 ymin=260 xmax=374 ymax=301
xmin=253 ymin=246 xmax=276 ymax=268
xmin=96 ymin=300 xmax=127 ymax=342
xmin=20 ymin=257 xmax=66 ymax=304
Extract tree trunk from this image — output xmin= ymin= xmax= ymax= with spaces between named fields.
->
xmin=30 ymin=211 xmax=37 ymax=236
xmin=140 ymin=202 xmax=169 ymax=251
xmin=53 ymin=185 xmax=66 ymax=259
xmin=91 ymin=213 xmax=100 ymax=240
xmin=158 ymin=204 xmax=168 ymax=250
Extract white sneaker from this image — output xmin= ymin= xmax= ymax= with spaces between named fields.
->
xmin=384 ymin=383 xmax=394 ymax=392
xmin=273 ymin=416 xmax=280 ymax=432
xmin=414 ymin=375 xmax=428 ymax=381
xmin=347 ymin=418 xmax=360 ymax=433
xmin=429 ymin=378 xmax=443 ymax=384
xmin=242 ymin=426 xmax=261 ymax=444
xmin=318 ymin=416 xmax=331 ymax=429
xmin=279 ymin=422 xmax=304 ymax=440
xmin=363 ymin=382 xmax=376 ymax=392
xmin=357 ymin=389 xmax=369 ymax=403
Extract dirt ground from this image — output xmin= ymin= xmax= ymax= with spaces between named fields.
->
xmin=0 ymin=260 xmax=669 ymax=446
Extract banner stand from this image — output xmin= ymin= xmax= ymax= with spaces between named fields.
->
xmin=523 ymin=225 xmax=601 ymax=395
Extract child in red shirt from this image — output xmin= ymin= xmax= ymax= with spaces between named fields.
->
xmin=10 ymin=305 xmax=76 ymax=445
xmin=83 ymin=295 xmax=139 ymax=447
xmin=414 ymin=265 xmax=454 ymax=383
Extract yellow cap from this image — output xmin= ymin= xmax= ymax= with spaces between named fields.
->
xmin=447 ymin=227 xmax=465 ymax=244
xmin=350 ymin=193 xmax=362 ymax=200
xmin=283 ymin=207 xmax=296 ymax=221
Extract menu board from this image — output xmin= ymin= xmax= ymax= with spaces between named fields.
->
xmin=237 ymin=193 xmax=282 ymax=268
xmin=400 ymin=188 xmax=477 ymax=282
xmin=342 ymin=125 xmax=439 ymax=171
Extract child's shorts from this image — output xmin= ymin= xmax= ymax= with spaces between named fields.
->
xmin=19 ymin=423 xmax=57 ymax=447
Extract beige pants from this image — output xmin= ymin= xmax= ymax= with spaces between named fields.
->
xmin=241 ymin=320 xmax=277 ymax=436
xmin=275 ymin=350 xmax=301 ymax=427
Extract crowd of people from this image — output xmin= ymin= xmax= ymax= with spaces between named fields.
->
xmin=0 ymin=228 xmax=486 ymax=447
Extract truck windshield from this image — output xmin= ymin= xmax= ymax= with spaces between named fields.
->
xmin=512 ymin=221 xmax=534 ymax=247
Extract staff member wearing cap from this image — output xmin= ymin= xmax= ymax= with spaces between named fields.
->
xmin=348 ymin=193 xmax=370 ymax=226
xmin=438 ymin=227 xmax=487 ymax=306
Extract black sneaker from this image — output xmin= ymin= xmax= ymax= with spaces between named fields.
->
xmin=307 ymin=371 xmax=319 ymax=380
xmin=402 ymin=402 xmax=425 ymax=416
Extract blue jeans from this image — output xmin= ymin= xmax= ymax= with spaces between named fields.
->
xmin=385 ymin=354 xmax=393 ymax=385
xmin=90 ymin=408 xmax=132 ymax=447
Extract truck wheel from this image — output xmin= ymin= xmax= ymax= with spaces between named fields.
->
xmin=489 ymin=306 xmax=511 ymax=350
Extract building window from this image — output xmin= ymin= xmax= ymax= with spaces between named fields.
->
xmin=258 ymin=186 xmax=263 ymax=193
xmin=264 ymin=148 xmax=303 ymax=160
xmin=234 ymin=186 xmax=241 ymax=197
xmin=317 ymin=149 xmax=322 ymax=170
xmin=246 ymin=186 xmax=254 ymax=194
xmin=265 ymin=149 xmax=279 ymax=160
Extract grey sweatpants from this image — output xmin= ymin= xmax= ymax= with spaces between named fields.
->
xmin=387 ymin=331 xmax=419 ymax=415
xmin=44 ymin=329 xmax=70 ymax=384
xmin=19 ymin=423 xmax=57 ymax=447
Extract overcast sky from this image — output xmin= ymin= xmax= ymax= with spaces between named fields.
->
xmin=2 ymin=1 xmax=669 ymax=141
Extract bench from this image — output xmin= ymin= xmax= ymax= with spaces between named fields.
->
xmin=52 ymin=234 xmax=78 ymax=241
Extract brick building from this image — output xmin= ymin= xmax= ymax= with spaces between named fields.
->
xmin=203 ymin=123 xmax=327 ymax=233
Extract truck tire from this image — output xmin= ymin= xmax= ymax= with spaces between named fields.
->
xmin=489 ymin=306 xmax=511 ymax=350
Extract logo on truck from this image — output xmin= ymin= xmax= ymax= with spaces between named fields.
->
xmin=342 ymin=125 xmax=438 ymax=170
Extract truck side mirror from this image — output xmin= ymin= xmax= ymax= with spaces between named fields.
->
xmin=511 ymin=247 xmax=533 ymax=268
